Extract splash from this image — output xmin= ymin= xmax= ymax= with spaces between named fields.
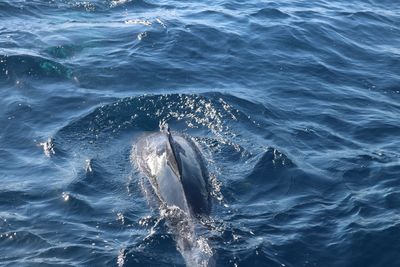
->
xmin=40 ymin=138 xmax=55 ymax=157
xmin=110 ymin=0 xmax=132 ymax=8
xmin=125 ymin=19 xmax=152 ymax=26
xmin=117 ymin=248 xmax=125 ymax=267
xmin=159 ymin=206 xmax=214 ymax=267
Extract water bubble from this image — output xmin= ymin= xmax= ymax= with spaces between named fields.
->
xmin=40 ymin=138 xmax=55 ymax=157
xmin=62 ymin=192 xmax=70 ymax=201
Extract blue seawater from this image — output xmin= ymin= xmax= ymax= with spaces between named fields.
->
xmin=1 ymin=0 xmax=399 ymax=266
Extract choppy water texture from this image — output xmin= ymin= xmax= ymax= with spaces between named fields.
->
xmin=1 ymin=0 xmax=400 ymax=266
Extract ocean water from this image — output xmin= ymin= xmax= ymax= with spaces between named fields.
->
xmin=1 ymin=0 xmax=400 ymax=266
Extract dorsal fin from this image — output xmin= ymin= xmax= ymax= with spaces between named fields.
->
xmin=160 ymin=123 xmax=182 ymax=179
xmin=159 ymin=121 xmax=170 ymax=135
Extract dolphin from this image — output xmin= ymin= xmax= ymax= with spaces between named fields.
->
xmin=133 ymin=124 xmax=214 ymax=267
xmin=134 ymin=124 xmax=211 ymax=216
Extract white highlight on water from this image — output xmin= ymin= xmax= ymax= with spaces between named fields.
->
xmin=40 ymin=138 xmax=55 ymax=157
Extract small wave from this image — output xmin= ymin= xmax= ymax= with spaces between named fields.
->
xmin=109 ymin=0 xmax=133 ymax=8
xmin=56 ymin=93 xmax=253 ymax=146
xmin=0 ymin=2 xmax=50 ymax=18
xmin=44 ymin=44 xmax=80 ymax=59
xmin=0 ymin=230 xmax=51 ymax=252
xmin=251 ymin=8 xmax=290 ymax=19
xmin=0 ymin=54 xmax=73 ymax=82
xmin=353 ymin=121 xmax=400 ymax=143
xmin=71 ymin=1 xmax=97 ymax=11
xmin=58 ymin=192 xmax=96 ymax=215
xmin=109 ymin=0 xmax=157 ymax=9
xmin=337 ymin=10 xmax=396 ymax=24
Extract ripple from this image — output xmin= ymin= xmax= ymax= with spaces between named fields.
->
xmin=0 ymin=54 xmax=73 ymax=82
xmin=1 ymin=0 xmax=400 ymax=266
xmin=56 ymin=93 xmax=254 ymax=146
xmin=0 ymin=230 xmax=51 ymax=253
xmin=251 ymin=8 xmax=290 ymax=19
xmin=44 ymin=44 xmax=80 ymax=59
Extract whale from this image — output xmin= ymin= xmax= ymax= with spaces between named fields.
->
xmin=133 ymin=124 xmax=214 ymax=266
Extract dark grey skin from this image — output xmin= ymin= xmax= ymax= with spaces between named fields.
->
xmin=135 ymin=125 xmax=211 ymax=217
xmin=134 ymin=125 xmax=214 ymax=266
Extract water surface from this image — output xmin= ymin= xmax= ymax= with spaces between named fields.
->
xmin=1 ymin=0 xmax=400 ymax=266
